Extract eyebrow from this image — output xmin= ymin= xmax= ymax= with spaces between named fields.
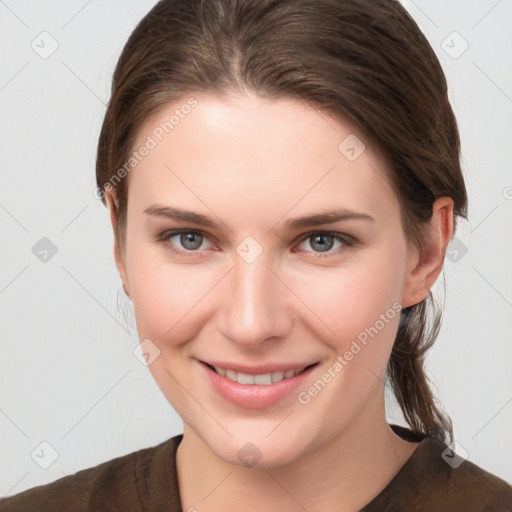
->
xmin=143 ymin=205 xmax=375 ymax=230
xmin=283 ymin=208 xmax=375 ymax=229
xmin=143 ymin=205 xmax=219 ymax=228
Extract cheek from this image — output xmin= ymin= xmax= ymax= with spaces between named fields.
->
xmin=292 ymin=252 xmax=406 ymax=419
xmin=293 ymin=247 xmax=406 ymax=356
xmin=126 ymin=246 xmax=218 ymax=342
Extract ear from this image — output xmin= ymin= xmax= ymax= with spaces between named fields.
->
xmin=401 ymin=197 xmax=454 ymax=308
xmin=105 ymin=190 xmax=131 ymax=299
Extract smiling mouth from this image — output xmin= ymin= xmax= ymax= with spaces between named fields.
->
xmin=203 ymin=362 xmax=319 ymax=385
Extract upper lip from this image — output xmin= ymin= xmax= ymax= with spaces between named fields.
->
xmin=200 ymin=359 xmax=318 ymax=375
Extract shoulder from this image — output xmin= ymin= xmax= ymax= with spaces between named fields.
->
xmin=0 ymin=435 xmax=183 ymax=512
xmin=364 ymin=429 xmax=512 ymax=511
xmin=424 ymin=438 xmax=512 ymax=511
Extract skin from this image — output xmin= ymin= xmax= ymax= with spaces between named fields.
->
xmin=105 ymin=93 xmax=454 ymax=512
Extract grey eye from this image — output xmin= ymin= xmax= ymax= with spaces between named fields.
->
xmin=309 ymin=234 xmax=335 ymax=252
xmin=179 ymin=232 xmax=204 ymax=250
xmin=296 ymin=232 xmax=347 ymax=254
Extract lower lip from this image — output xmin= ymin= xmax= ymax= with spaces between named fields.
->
xmin=198 ymin=360 xmax=318 ymax=409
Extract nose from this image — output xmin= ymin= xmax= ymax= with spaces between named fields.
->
xmin=216 ymin=250 xmax=294 ymax=348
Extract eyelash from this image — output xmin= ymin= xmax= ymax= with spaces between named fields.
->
xmin=156 ymin=229 xmax=355 ymax=259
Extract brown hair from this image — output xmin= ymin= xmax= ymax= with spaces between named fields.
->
xmin=96 ymin=0 xmax=467 ymax=445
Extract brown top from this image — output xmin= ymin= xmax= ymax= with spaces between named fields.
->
xmin=1 ymin=424 xmax=511 ymax=511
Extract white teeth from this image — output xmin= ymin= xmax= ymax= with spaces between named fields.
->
xmin=271 ymin=370 xmax=284 ymax=383
xmin=213 ymin=366 xmax=307 ymax=385
xmin=226 ymin=369 xmax=237 ymax=381
xmin=254 ymin=373 xmax=272 ymax=385
xmin=237 ymin=373 xmax=255 ymax=385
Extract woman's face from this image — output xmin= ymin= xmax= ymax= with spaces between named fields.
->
xmin=109 ymin=93 xmax=425 ymax=467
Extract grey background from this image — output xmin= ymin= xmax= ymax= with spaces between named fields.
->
xmin=1 ymin=0 xmax=511 ymax=495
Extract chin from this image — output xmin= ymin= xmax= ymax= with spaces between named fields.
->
xmin=200 ymin=422 xmax=316 ymax=470
xmin=219 ymin=442 xmax=303 ymax=470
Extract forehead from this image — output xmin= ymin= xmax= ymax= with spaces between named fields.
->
xmin=126 ymin=93 xmax=399 ymax=225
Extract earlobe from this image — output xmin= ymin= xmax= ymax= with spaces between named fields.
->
xmin=105 ymin=190 xmax=131 ymax=299
xmin=122 ymin=282 xmax=131 ymax=299
xmin=105 ymin=190 xmax=119 ymax=235
xmin=401 ymin=197 xmax=454 ymax=308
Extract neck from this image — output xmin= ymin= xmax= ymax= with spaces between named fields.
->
xmin=175 ymin=392 xmax=419 ymax=512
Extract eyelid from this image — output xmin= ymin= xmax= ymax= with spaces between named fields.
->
xmin=158 ymin=228 xmax=211 ymax=241
xmin=296 ymin=230 xmax=355 ymax=244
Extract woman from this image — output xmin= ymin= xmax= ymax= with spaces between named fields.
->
xmin=2 ymin=0 xmax=511 ymax=510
